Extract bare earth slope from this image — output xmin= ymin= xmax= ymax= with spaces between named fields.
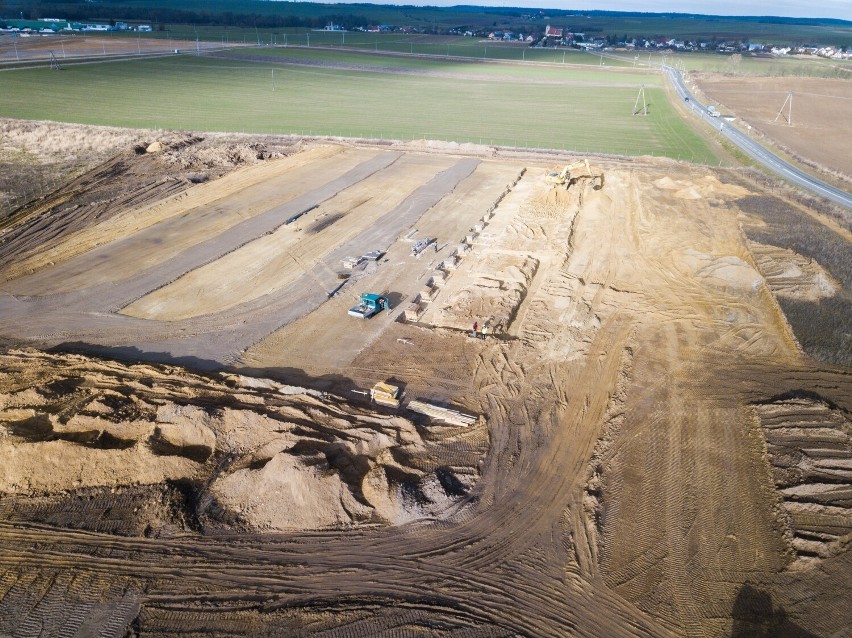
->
xmin=0 ymin=132 xmax=850 ymax=636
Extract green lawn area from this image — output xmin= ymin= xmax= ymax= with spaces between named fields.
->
xmin=0 ymin=53 xmax=719 ymax=163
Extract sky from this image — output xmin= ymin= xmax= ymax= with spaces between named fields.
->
xmin=301 ymin=1 xmax=852 ymax=21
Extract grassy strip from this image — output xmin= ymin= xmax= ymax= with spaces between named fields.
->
xmin=0 ymin=54 xmax=718 ymax=162
xmin=218 ymin=46 xmax=650 ymax=81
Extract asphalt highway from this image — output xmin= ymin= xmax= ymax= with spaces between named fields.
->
xmin=663 ymin=65 xmax=852 ymax=210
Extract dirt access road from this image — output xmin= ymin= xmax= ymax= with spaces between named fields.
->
xmin=0 ymin=140 xmax=850 ymax=635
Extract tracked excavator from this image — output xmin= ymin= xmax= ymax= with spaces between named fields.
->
xmin=545 ymin=159 xmax=604 ymax=190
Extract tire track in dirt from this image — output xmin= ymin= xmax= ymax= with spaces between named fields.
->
xmin=0 ymin=312 xmax=667 ymax=637
xmin=2 ymin=153 xmax=849 ymax=635
xmin=0 ymin=156 xmax=481 ymax=366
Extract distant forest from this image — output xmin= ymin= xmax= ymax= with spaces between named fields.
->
xmin=2 ymin=1 xmax=851 ymax=43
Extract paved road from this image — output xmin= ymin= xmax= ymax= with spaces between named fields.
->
xmin=663 ymin=65 xmax=852 ymax=210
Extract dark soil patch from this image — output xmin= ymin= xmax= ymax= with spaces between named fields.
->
xmin=307 ymin=212 xmax=344 ymax=234
xmin=736 ymin=194 xmax=851 ymax=366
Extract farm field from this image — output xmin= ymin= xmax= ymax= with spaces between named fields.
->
xmin=0 ymin=130 xmax=849 ymax=635
xmin=606 ymin=49 xmax=852 ymax=78
xmin=693 ymin=74 xmax=852 ymax=178
xmin=0 ymin=33 xmax=228 ymax=64
xmin=226 ymin=41 xmax=633 ymax=67
xmin=679 ymin=53 xmax=852 ymax=77
xmin=0 ymin=49 xmax=718 ymax=161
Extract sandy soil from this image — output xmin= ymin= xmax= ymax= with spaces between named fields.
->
xmin=0 ymin=349 xmax=479 ymax=531
xmin=122 ymin=152 xmax=459 ymax=320
xmin=0 ymin=133 xmax=850 ymax=636
xmin=692 ymin=74 xmax=852 ymax=181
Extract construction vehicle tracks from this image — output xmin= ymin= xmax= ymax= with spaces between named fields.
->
xmin=0 ymin=139 xmax=850 ymax=635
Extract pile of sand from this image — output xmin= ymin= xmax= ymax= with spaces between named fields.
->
xmin=0 ymin=349 xmax=481 ymax=533
xmin=681 ymin=249 xmax=764 ymax=293
xmin=523 ymin=186 xmax=576 ymax=218
xmin=654 ymin=174 xmax=751 ymax=200
xmin=748 ymin=241 xmax=840 ymax=302
xmin=431 ymin=254 xmax=538 ymax=331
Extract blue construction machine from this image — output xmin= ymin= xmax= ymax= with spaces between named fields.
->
xmin=348 ymin=293 xmax=388 ymax=319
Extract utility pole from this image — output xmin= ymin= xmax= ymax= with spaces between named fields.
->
xmin=633 ymin=84 xmax=647 ymax=116
xmin=774 ymin=92 xmax=793 ymax=126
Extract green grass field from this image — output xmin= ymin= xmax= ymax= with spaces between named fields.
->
xmin=610 ymin=50 xmax=852 ymax=78
xmin=96 ymin=27 xmax=852 ymax=76
xmin=107 ymin=28 xmax=636 ymax=66
xmin=219 ymin=46 xmax=640 ymax=78
xmin=0 ymin=51 xmax=719 ymax=163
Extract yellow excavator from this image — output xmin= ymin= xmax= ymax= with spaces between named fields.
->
xmin=545 ymin=159 xmax=604 ymax=190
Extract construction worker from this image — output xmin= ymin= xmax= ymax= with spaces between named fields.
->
xmin=472 ymin=321 xmax=478 ymax=338
xmin=481 ymin=323 xmax=488 ymax=340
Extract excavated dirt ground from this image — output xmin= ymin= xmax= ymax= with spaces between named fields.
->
xmin=0 ymin=131 xmax=850 ymax=637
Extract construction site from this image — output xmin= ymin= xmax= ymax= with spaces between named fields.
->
xmin=0 ymin=130 xmax=850 ymax=636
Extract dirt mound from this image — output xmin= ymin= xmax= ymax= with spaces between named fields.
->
xmin=749 ymin=241 xmax=840 ymax=302
xmin=431 ymin=254 xmax=538 ymax=331
xmin=654 ymin=173 xmax=751 ymax=200
xmin=0 ymin=349 xmax=480 ymax=534
xmin=754 ymin=397 xmax=852 ymax=569
xmin=404 ymin=138 xmax=494 ymax=157
xmin=524 ymin=185 xmax=576 ymax=217
xmin=682 ymin=248 xmax=764 ymax=292
xmin=0 ymin=130 xmax=300 ymax=283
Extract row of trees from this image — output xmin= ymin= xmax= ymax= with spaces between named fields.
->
xmin=14 ymin=4 xmax=371 ymax=31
